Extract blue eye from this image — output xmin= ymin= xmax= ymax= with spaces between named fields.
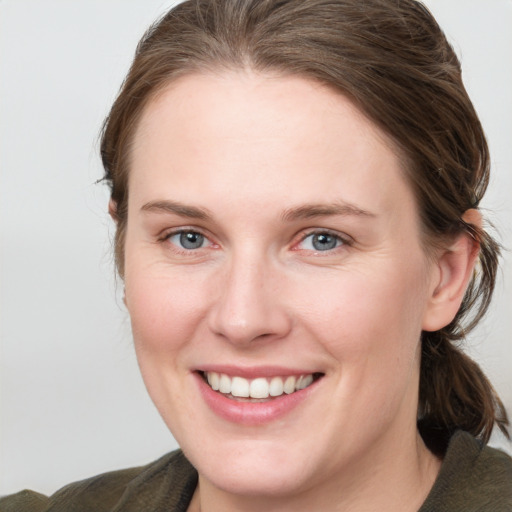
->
xmin=299 ymin=232 xmax=344 ymax=251
xmin=168 ymin=230 xmax=207 ymax=250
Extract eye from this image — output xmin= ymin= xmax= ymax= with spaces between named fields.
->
xmin=167 ymin=230 xmax=210 ymax=250
xmin=297 ymin=231 xmax=345 ymax=252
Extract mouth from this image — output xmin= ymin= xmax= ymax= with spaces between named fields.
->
xmin=199 ymin=371 xmax=324 ymax=402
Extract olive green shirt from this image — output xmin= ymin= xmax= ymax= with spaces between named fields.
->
xmin=1 ymin=431 xmax=511 ymax=511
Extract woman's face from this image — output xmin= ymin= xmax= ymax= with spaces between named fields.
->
xmin=124 ymin=72 xmax=441 ymax=497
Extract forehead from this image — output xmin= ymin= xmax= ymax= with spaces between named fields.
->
xmin=129 ymin=71 xmax=414 ymax=218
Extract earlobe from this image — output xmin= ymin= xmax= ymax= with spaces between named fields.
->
xmin=108 ymin=199 xmax=119 ymax=222
xmin=422 ymin=209 xmax=482 ymax=332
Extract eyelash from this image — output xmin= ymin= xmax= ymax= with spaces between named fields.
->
xmin=294 ymin=229 xmax=352 ymax=253
xmin=159 ymin=228 xmax=215 ymax=255
xmin=159 ymin=228 xmax=352 ymax=255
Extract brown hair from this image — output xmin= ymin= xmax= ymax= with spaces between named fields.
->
xmin=100 ymin=0 xmax=509 ymax=452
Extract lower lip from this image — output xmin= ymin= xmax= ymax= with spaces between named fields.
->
xmin=195 ymin=373 xmax=319 ymax=425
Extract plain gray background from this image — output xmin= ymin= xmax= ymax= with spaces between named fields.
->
xmin=1 ymin=0 xmax=511 ymax=496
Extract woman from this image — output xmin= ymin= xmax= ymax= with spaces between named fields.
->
xmin=2 ymin=0 xmax=511 ymax=510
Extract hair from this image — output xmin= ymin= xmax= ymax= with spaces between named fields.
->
xmin=100 ymin=0 xmax=509 ymax=453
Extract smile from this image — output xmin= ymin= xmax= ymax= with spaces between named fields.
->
xmin=203 ymin=371 xmax=319 ymax=400
xmin=196 ymin=369 xmax=324 ymax=424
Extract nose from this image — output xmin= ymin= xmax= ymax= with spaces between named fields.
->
xmin=207 ymin=252 xmax=292 ymax=346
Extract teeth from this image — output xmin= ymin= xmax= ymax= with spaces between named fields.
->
xmin=296 ymin=374 xmax=313 ymax=390
xmin=284 ymin=376 xmax=296 ymax=394
xmin=231 ymin=376 xmax=250 ymax=397
xmin=250 ymin=378 xmax=270 ymax=399
xmin=204 ymin=372 xmax=316 ymax=399
xmin=269 ymin=376 xmax=284 ymax=397
xmin=219 ymin=373 xmax=231 ymax=394
xmin=207 ymin=372 xmax=220 ymax=391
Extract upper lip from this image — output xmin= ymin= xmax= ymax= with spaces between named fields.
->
xmin=195 ymin=365 xmax=323 ymax=379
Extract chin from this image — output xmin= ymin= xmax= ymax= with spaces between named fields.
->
xmin=204 ymin=461 xmax=309 ymax=497
xmin=184 ymin=440 xmax=314 ymax=497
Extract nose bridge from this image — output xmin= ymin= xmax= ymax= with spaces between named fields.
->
xmin=208 ymin=246 xmax=291 ymax=345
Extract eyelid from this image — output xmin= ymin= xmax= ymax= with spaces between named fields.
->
xmin=157 ymin=226 xmax=351 ymax=254
xmin=293 ymin=228 xmax=353 ymax=251
xmin=159 ymin=227 xmax=218 ymax=252
xmin=159 ymin=225 xmax=208 ymax=240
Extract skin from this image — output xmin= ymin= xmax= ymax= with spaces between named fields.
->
xmin=120 ymin=71 xmax=479 ymax=511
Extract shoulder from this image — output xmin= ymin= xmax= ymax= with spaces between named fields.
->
xmin=420 ymin=430 xmax=512 ymax=512
xmin=0 ymin=450 xmax=197 ymax=512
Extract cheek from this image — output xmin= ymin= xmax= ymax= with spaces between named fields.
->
xmin=123 ymin=270 xmax=208 ymax=428
xmin=309 ymin=265 xmax=425 ymax=329
xmin=124 ymin=268 xmax=209 ymax=356
xmin=301 ymin=260 xmax=428 ymax=383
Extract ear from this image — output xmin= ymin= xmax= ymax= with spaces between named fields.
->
xmin=108 ymin=199 xmax=119 ymax=222
xmin=422 ymin=209 xmax=481 ymax=332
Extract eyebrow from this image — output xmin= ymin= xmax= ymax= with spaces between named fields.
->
xmin=141 ymin=200 xmax=212 ymax=220
xmin=281 ymin=202 xmax=376 ymax=222
xmin=141 ymin=199 xmax=376 ymax=222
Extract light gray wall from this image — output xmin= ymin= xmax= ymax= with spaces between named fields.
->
xmin=1 ymin=0 xmax=510 ymax=496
